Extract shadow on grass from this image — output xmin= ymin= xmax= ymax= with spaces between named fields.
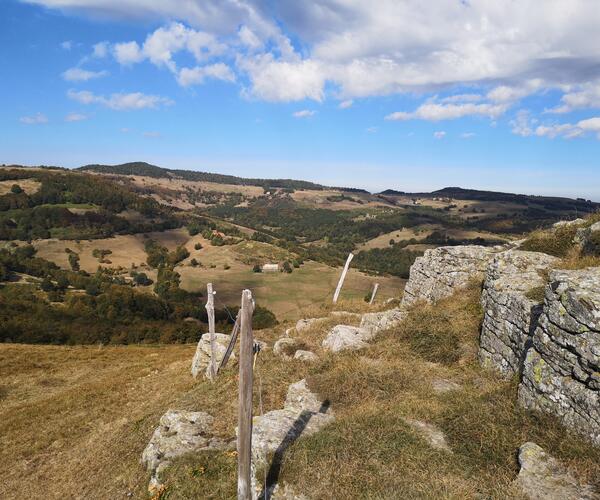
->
xmin=259 ymin=400 xmax=331 ymax=499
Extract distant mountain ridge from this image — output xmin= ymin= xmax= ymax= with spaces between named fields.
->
xmin=379 ymin=186 xmax=599 ymax=210
xmin=78 ymin=162 xmax=369 ymax=193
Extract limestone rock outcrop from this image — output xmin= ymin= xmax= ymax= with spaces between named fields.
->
xmin=142 ymin=410 xmax=228 ymax=490
xmin=360 ymin=308 xmax=406 ymax=335
xmin=518 ymin=268 xmax=600 ymax=446
xmin=293 ymin=350 xmax=319 ymax=362
xmin=249 ymin=379 xmax=333 ymax=498
xmin=479 ymin=250 xmax=558 ymax=377
xmin=402 ymin=245 xmax=500 ymax=306
xmin=191 ymin=332 xmax=234 ymax=378
xmin=513 ymin=442 xmax=595 ymax=499
xmin=322 ymin=325 xmax=372 ymax=352
xmin=273 ymin=337 xmax=302 ymax=359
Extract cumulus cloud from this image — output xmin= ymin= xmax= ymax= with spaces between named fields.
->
xmin=386 ymin=101 xmax=508 ymax=121
xmin=22 ymin=0 xmax=600 ymax=109
xmin=292 ymin=110 xmax=316 ymax=118
xmin=177 ymin=63 xmax=235 ymax=87
xmin=62 ymin=67 xmax=108 ymax=82
xmin=92 ymin=41 xmax=109 ymax=58
xmin=67 ymin=89 xmax=173 ymax=110
xmin=20 ymin=113 xmax=48 ymax=124
xmin=510 ymin=114 xmax=600 ymax=140
xmin=510 ymin=110 xmax=535 ymax=137
xmin=113 ymin=41 xmax=144 ymax=65
xmin=65 ymin=112 xmax=88 ymax=122
xmin=338 ymin=99 xmax=353 ymax=109
xmin=547 ymin=83 xmax=600 ymax=113
xmin=433 ymin=131 xmax=446 ymax=139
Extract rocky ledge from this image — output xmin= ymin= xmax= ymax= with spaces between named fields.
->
xmin=479 ymin=250 xmax=558 ymax=377
xmin=402 ymin=245 xmax=501 ymax=306
xmin=518 ymin=268 xmax=600 ymax=446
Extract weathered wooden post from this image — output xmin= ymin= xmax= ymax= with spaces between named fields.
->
xmin=333 ymin=252 xmax=354 ymax=303
xmin=237 ymin=289 xmax=254 ymax=500
xmin=206 ymin=283 xmax=217 ymax=381
xmin=369 ymin=283 xmax=379 ymax=305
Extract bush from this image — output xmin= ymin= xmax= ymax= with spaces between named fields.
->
xmin=68 ymin=253 xmax=80 ymax=271
xmin=282 ymin=261 xmax=293 ymax=273
xmin=194 ymin=242 xmax=203 ymax=251
xmin=11 ymin=184 xmax=23 ymax=194
xmin=253 ymin=264 xmax=262 ymax=273
xmin=190 ymin=258 xmax=199 ymax=267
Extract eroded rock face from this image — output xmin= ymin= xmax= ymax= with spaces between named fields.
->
xmin=249 ymin=379 xmax=333 ymax=499
xmin=191 ymin=332 xmax=234 ymax=379
xmin=295 ymin=318 xmax=322 ymax=333
xmin=575 ymin=221 xmax=600 ymax=251
xmin=402 ymin=245 xmax=500 ymax=306
xmin=322 ymin=325 xmax=371 ymax=353
xmin=141 ymin=410 xmax=227 ymax=490
xmin=513 ymin=442 xmax=595 ymax=500
xmin=360 ymin=308 xmax=406 ymax=335
xmin=479 ymin=250 xmax=558 ymax=377
xmin=553 ymin=219 xmax=586 ymax=229
xmin=293 ymin=350 xmax=319 ymax=362
xmin=518 ymin=268 xmax=600 ymax=446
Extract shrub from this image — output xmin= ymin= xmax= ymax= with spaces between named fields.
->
xmin=253 ymin=264 xmax=262 ymax=273
xmin=194 ymin=242 xmax=203 ymax=251
xmin=282 ymin=261 xmax=293 ymax=273
xmin=10 ymin=184 xmax=23 ymax=194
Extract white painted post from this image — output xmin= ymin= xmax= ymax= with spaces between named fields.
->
xmin=369 ymin=283 xmax=379 ymax=305
xmin=206 ymin=282 xmax=217 ymax=381
xmin=333 ymin=253 xmax=354 ymax=304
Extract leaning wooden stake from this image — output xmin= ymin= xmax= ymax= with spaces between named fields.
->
xmin=369 ymin=283 xmax=379 ymax=305
xmin=206 ymin=282 xmax=217 ymax=381
xmin=237 ymin=289 xmax=254 ymax=500
xmin=333 ymin=253 xmax=354 ymax=303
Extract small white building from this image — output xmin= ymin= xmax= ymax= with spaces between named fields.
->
xmin=262 ymin=263 xmax=280 ymax=272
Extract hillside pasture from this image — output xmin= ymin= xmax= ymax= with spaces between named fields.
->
xmin=0 ymin=178 xmax=41 ymax=195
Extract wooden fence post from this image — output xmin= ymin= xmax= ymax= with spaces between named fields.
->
xmin=333 ymin=253 xmax=354 ymax=304
xmin=369 ymin=283 xmax=379 ymax=305
xmin=206 ymin=283 xmax=216 ymax=381
xmin=237 ymin=289 xmax=254 ymax=500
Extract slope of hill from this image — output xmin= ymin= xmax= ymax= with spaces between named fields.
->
xmin=79 ymin=161 xmax=369 ymax=193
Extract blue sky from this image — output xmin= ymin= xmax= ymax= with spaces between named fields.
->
xmin=2 ymin=0 xmax=600 ymax=199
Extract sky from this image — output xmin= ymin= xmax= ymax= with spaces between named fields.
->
xmin=1 ymin=1 xmax=600 ymax=199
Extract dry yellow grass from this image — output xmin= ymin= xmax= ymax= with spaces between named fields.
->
xmin=0 ymin=178 xmax=41 ymax=195
xmin=0 ymin=343 xmax=196 ymax=499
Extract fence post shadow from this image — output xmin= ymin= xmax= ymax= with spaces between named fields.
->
xmin=259 ymin=400 xmax=331 ymax=499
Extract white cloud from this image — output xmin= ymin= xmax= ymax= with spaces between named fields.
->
xmin=366 ymin=126 xmax=378 ymax=133
xmin=548 ymin=83 xmax=600 ymax=113
xmin=241 ymin=55 xmax=325 ymax=102
xmin=143 ymin=131 xmax=161 ymax=138
xmin=61 ymin=40 xmax=73 ymax=50
xmin=386 ymin=101 xmax=508 ymax=121
xmin=20 ymin=113 xmax=48 ymax=124
xmin=510 ymin=110 xmax=534 ymax=137
xmin=292 ymin=109 xmax=316 ymax=118
xmin=433 ymin=131 xmax=446 ymax=139
xmin=62 ymin=67 xmax=108 ymax=82
xmin=65 ymin=112 xmax=88 ymax=122
xmin=460 ymin=132 xmax=475 ymax=139
xmin=67 ymin=89 xmax=173 ymax=110
xmin=338 ymin=99 xmax=353 ymax=109
xmin=113 ymin=41 xmax=144 ymax=65
xmin=440 ymin=94 xmax=482 ymax=104
xmin=25 ymin=1 xmax=600 ymax=107
xmin=92 ymin=41 xmax=109 ymax=58
xmin=177 ymin=63 xmax=235 ymax=87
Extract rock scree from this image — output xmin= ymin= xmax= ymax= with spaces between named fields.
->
xmin=479 ymin=250 xmax=558 ymax=377
xmin=513 ymin=442 xmax=595 ymax=500
xmin=519 ymin=267 xmax=600 ymax=446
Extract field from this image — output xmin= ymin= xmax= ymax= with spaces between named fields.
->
xmin=0 ymin=343 xmax=196 ymax=499
xmin=5 ymin=286 xmax=597 ymax=499
xmin=0 ymin=178 xmax=41 ymax=195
